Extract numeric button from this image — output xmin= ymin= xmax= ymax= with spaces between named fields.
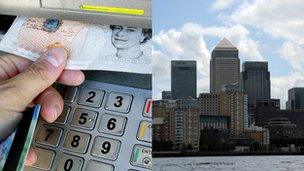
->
xmin=78 ymin=87 xmax=104 ymax=108
xmin=71 ymin=109 xmax=98 ymax=130
xmin=86 ymin=160 xmax=114 ymax=171
xmin=55 ymin=106 xmax=70 ymax=124
xmin=57 ymin=154 xmax=84 ymax=171
xmin=35 ymin=125 xmax=62 ymax=147
xmin=98 ymin=114 xmax=127 ymax=136
xmin=91 ymin=136 xmax=121 ymax=161
xmin=30 ymin=148 xmax=55 ymax=170
xmin=105 ymin=92 xmax=132 ymax=113
xmin=63 ymin=131 xmax=90 ymax=154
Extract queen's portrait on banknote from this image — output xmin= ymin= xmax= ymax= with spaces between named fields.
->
xmin=110 ymin=25 xmax=152 ymax=62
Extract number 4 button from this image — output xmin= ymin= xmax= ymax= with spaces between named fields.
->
xmin=105 ymin=92 xmax=133 ymax=113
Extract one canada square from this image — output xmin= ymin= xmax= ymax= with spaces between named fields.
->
xmin=210 ymin=38 xmax=240 ymax=93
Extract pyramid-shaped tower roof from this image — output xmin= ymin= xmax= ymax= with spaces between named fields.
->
xmin=214 ymin=38 xmax=237 ymax=50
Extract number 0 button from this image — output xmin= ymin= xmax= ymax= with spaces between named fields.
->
xmin=78 ymin=87 xmax=104 ymax=108
xmin=98 ymin=114 xmax=127 ymax=136
xmin=57 ymin=154 xmax=84 ymax=171
xmin=105 ymin=92 xmax=132 ymax=113
xmin=63 ymin=131 xmax=91 ymax=154
xmin=91 ymin=136 xmax=121 ymax=161
xmin=71 ymin=109 xmax=98 ymax=130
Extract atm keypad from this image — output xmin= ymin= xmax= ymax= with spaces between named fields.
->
xmin=27 ymin=81 xmax=152 ymax=171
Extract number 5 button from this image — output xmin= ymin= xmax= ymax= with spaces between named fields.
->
xmin=98 ymin=114 xmax=127 ymax=136
xmin=78 ymin=87 xmax=104 ymax=108
xmin=105 ymin=92 xmax=132 ymax=113
xmin=91 ymin=136 xmax=121 ymax=161
xmin=71 ymin=109 xmax=98 ymax=130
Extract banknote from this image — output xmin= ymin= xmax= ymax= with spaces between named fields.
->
xmin=0 ymin=17 xmax=152 ymax=74
xmin=0 ymin=105 xmax=40 ymax=171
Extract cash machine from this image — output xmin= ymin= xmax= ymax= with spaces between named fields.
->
xmin=0 ymin=1 xmax=152 ymax=170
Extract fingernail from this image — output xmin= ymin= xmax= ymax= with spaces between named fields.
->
xmin=43 ymin=47 xmax=67 ymax=67
xmin=55 ymin=105 xmax=62 ymax=120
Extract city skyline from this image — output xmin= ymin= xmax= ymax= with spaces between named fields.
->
xmin=153 ymin=0 xmax=304 ymax=109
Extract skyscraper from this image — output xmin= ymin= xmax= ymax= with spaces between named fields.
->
xmin=162 ymin=91 xmax=172 ymax=99
xmin=242 ymin=62 xmax=270 ymax=106
xmin=171 ymin=60 xmax=197 ymax=99
xmin=286 ymin=88 xmax=304 ymax=110
xmin=210 ymin=38 xmax=240 ymax=93
xmin=242 ymin=62 xmax=270 ymax=124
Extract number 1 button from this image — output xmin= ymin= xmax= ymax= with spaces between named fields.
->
xmin=78 ymin=87 xmax=104 ymax=108
xmin=105 ymin=92 xmax=132 ymax=113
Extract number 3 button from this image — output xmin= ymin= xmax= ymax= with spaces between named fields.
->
xmin=98 ymin=114 xmax=127 ymax=136
xmin=105 ymin=92 xmax=133 ymax=113
xmin=78 ymin=87 xmax=105 ymax=108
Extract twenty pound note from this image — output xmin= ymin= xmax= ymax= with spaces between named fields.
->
xmin=0 ymin=17 xmax=152 ymax=74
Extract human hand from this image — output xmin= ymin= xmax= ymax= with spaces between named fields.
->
xmin=0 ymin=47 xmax=85 ymax=165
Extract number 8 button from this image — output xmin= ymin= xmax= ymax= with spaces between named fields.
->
xmin=78 ymin=87 xmax=105 ymax=108
xmin=98 ymin=114 xmax=127 ymax=136
xmin=105 ymin=92 xmax=133 ymax=113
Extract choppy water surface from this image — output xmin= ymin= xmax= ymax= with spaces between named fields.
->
xmin=153 ymin=156 xmax=304 ymax=171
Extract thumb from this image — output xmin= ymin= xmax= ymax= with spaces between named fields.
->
xmin=0 ymin=47 xmax=68 ymax=112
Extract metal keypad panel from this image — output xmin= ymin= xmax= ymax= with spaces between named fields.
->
xmin=25 ymin=81 xmax=152 ymax=171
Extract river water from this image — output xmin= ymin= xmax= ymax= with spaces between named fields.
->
xmin=153 ymin=156 xmax=304 ymax=171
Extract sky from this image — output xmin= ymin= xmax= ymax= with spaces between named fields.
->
xmin=152 ymin=0 xmax=304 ymax=109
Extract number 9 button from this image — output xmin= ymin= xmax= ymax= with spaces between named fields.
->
xmin=98 ymin=114 xmax=127 ymax=136
xmin=105 ymin=92 xmax=133 ymax=113
xmin=91 ymin=136 xmax=121 ymax=161
xmin=78 ymin=87 xmax=104 ymax=108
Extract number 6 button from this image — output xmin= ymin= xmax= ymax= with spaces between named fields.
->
xmin=105 ymin=92 xmax=133 ymax=113
xmin=98 ymin=114 xmax=127 ymax=136
xmin=78 ymin=87 xmax=104 ymax=108
xmin=91 ymin=136 xmax=121 ymax=161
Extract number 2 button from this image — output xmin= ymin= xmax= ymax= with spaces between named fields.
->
xmin=78 ymin=87 xmax=104 ymax=108
xmin=105 ymin=92 xmax=132 ymax=113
